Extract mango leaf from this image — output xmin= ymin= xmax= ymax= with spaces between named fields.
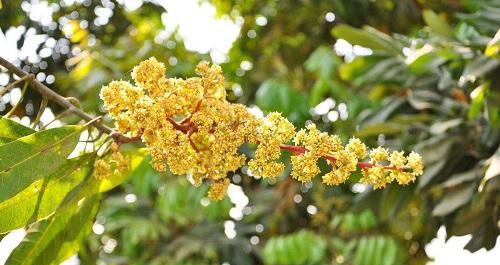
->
xmin=82 ymin=148 xmax=149 ymax=194
xmin=304 ymin=46 xmax=340 ymax=77
xmin=354 ymin=236 xmax=402 ymax=265
xmin=468 ymin=85 xmax=486 ymax=120
xmin=255 ymin=80 xmax=309 ymax=125
xmin=331 ymin=24 xmax=399 ymax=55
xmin=6 ymin=194 xmax=100 ymax=265
xmin=422 ymin=10 xmax=453 ymax=38
xmin=0 ymin=125 xmax=84 ymax=203
xmin=0 ymin=117 xmax=35 ymax=145
xmin=262 ymin=230 xmax=326 ymax=265
xmin=485 ymin=29 xmax=500 ymax=58
xmin=355 ymin=122 xmax=404 ymax=138
xmin=484 ymin=146 xmax=500 ymax=183
xmin=0 ymin=154 xmax=95 ymax=234
xmin=432 ymin=185 xmax=475 ymax=216
xmin=157 ymin=177 xmax=232 ymax=225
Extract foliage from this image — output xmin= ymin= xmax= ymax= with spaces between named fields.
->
xmin=0 ymin=0 xmax=499 ymax=265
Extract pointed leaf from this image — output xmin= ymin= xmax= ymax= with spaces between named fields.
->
xmin=6 ymin=194 xmax=100 ymax=265
xmin=0 ymin=154 xmax=95 ymax=233
xmin=0 ymin=117 xmax=35 ymax=145
xmin=0 ymin=126 xmax=84 ymax=202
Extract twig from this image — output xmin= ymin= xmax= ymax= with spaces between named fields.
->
xmin=0 ymin=56 xmax=136 ymax=143
xmin=0 ymin=56 xmax=113 ymax=134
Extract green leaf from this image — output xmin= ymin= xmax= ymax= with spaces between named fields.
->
xmin=6 ymin=194 xmax=100 ymax=265
xmin=0 ymin=117 xmax=35 ymax=145
xmin=468 ymin=85 xmax=486 ymax=120
xmin=304 ymin=46 xmax=339 ymax=77
xmin=0 ymin=154 xmax=95 ymax=233
xmin=422 ymin=10 xmax=453 ymax=38
xmin=64 ymin=148 xmax=150 ymax=212
xmin=331 ymin=24 xmax=399 ymax=55
xmin=0 ymin=126 xmax=84 ymax=203
xmin=355 ymin=122 xmax=404 ymax=138
xmin=262 ymin=230 xmax=325 ymax=265
xmin=255 ymin=80 xmax=309 ymax=125
xmin=485 ymin=29 xmax=500 ymax=58
xmin=432 ymin=185 xmax=475 ymax=216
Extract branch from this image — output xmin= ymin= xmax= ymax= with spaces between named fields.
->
xmin=0 ymin=56 xmax=132 ymax=142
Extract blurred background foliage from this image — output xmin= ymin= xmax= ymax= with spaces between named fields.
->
xmin=1 ymin=0 xmax=499 ymax=264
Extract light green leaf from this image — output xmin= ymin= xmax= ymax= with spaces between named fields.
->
xmin=0 ymin=126 xmax=84 ymax=202
xmin=0 ymin=117 xmax=35 ymax=145
xmin=355 ymin=122 xmax=404 ymax=138
xmin=468 ymin=85 xmax=486 ymax=120
xmin=255 ymin=80 xmax=309 ymax=125
xmin=0 ymin=154 xmax=95 ymax=233
xmin=331 ymin=24 xmax=399 ymax=55
xmin=6 ymin=194 xmax=100 ymax=265
xmin=304 ymin=46 xmax=339 ymax=77
xmin=262 ymin=230 xmax=325 ymax=265
xmin=422 ymin=10 xmax=453 ymax=38
xmin=485 ymin=29 xmax=500 ymax=58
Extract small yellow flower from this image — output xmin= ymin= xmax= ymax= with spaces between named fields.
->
xmin=346 ymin=137 xmax=366 ymax=159
xmin=208 ymin=178 xmax=230 ymax=201
xmin=389 ymin=151 xmax=406 ymax=168
xmin=407 ymin=151 xmax=424 ymax=176
xmin=370 ymin=146 xmax=389 ymax=164
xmin=94 ymin=159 xmax=112 ymax=180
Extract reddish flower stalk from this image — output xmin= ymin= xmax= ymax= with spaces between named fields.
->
xmin=279 ymin=144 xmax=403 ymax=171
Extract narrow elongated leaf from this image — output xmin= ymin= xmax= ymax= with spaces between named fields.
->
xmin=6 ymin=194 xmax=100 ymax=265
xmin=432 ymin=185 xmax=475 ymax=216
xmin=0 ymin=117 xmax=35 ymax=145
xmin=0 ymin=154 xmax=95 ymax=233
xmin=0 ymin=125 xmax=84 ymax=201
xmin=331 ymin=24 xmax=399 ymax=55
xmin=422 ymin=10 xmax=453 ymax=38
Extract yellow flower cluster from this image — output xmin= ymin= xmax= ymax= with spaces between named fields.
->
xmin=248 ymin=112 xmax=295 ymax=178
xmin=360 ymin=148 xmax=423 ymax=189
xmin=100 ymin=57 xmax=424 ymax=200
xmin=94 ymin=143 xmax=128 ymax=180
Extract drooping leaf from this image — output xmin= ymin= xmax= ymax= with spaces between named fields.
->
xmin=331 ymin=24 xmax=399 ymax=55
xmin=485 ymin=29 xmax=500 ymax=58
xmin=6 ymin=194 xmax=100 ymax=265
xmin=0 ymin=117 xmax=35 ymax=145
xmin=432 ymin=185 xmax=475 ymax=216
xmin=422 ymin=10 xmax=453 ymax=38
xmin=0 ymin=154 xmax=95 ymax=233
xmin=0 ymin=125 xmax=84 ymax=202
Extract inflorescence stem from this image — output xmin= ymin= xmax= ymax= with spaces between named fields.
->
xmin=279 ymin=144 xmax=403 ymax=171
